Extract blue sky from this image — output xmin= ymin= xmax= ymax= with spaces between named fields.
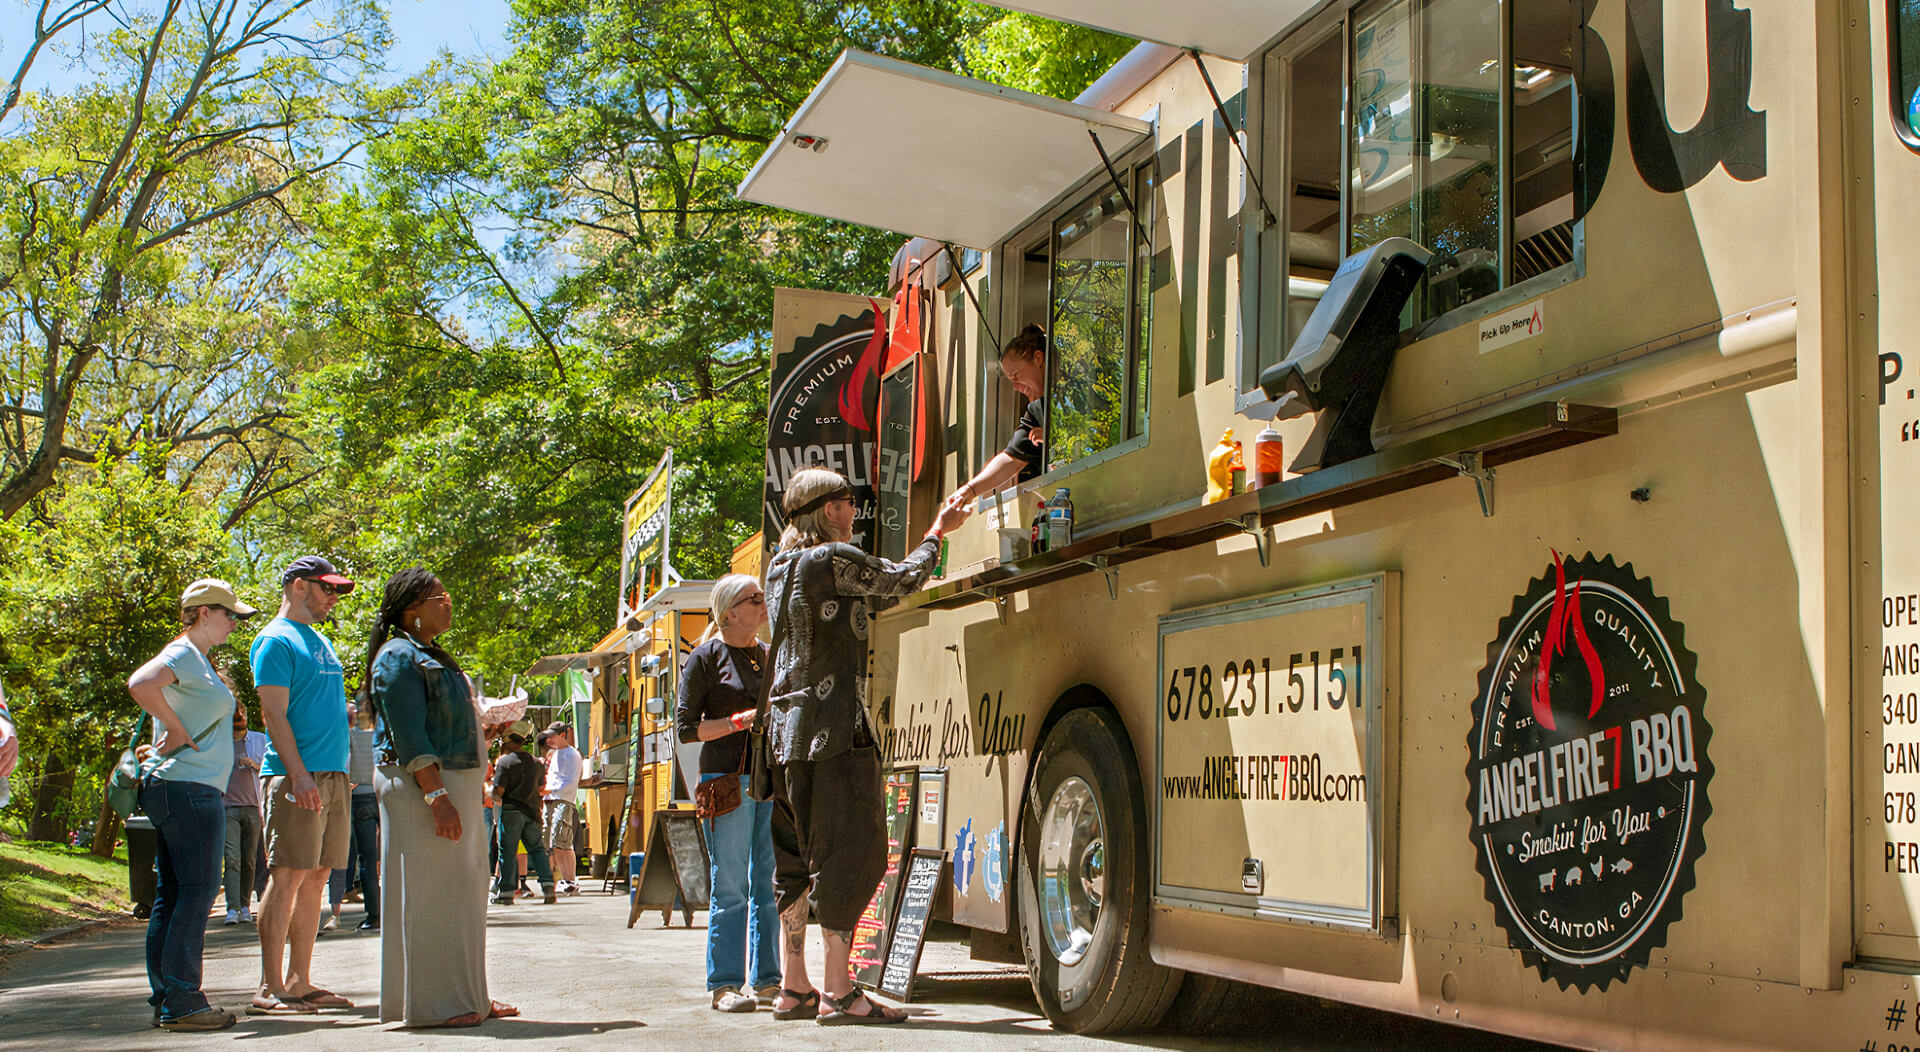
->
xmin=0 ymin=0 xmax=512 ymax=93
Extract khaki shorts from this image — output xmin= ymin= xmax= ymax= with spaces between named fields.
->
xmin=263 ymin=771 xmax=351 ymax=871
xmin=543 ymin=800 xmax=576 ymax=851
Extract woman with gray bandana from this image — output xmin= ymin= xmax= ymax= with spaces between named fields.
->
xmin=761 ymin=468 xmax=968 ymax=1024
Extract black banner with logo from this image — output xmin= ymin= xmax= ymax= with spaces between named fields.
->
xmin=763 ymin=290 xmax=887 ymax=552
xmin=1467 ymin=551 xmax=1712 ymax=992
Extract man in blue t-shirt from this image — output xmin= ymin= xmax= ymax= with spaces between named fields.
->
xmin=248 ymin=555 xmax=356 ymax=1015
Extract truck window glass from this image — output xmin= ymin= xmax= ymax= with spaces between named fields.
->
xmin=1270 ymin=0 xmax=1582 ymax=355
xmin=979 ymin=241 xmax=1049 ymax=480
xmin=1897 ymin=0 xmax=1920 ymax=148
xmin=1129 ymin=160 xmax=1156 ymax=440
xmin=1279 ymin=29 xmax=1343 ymax=370
xmin=1512 ymin=0 xmax=1576 ymax=279
xmin=1415 ymin=0 xmax=1501 ymax=316
xmin=1049 ymin=183 xmax=1139 ymax=468
xmin=1349 ymin=0 xmax=1418 ymax=262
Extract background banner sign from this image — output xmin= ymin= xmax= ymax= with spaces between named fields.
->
xmin=1467 ymin=551 xmax=1712 ymax=992
xmin=764 ymin=288 xmax=887 ymax=553
xmin=620 ymin=449 xmax=672 ymax=622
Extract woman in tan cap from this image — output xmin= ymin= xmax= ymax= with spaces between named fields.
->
xmin=125 ymin=578 xmax=256 ymax=1031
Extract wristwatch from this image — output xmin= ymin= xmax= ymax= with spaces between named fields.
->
xmin=422 ymin=787 xmax=448 ymax=805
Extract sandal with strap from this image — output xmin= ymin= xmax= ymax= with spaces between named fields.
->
xmin=770 ymin=988 xmax=819 ymax=1021
xmin=817 ymin=988 xmax=907 ymax=1026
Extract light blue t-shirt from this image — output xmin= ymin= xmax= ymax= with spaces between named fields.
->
xmin=147 ymin=639 xmax=236 ymax=790
xmin=250 ymin=618 xmax=349 ymax=775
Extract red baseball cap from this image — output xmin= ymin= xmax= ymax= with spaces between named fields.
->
xmin=281 ymin=555 xmax=355 ymax=593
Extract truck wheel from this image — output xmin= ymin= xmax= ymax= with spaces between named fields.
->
xmin=1158 ymin=972 xmax=1271 ymax=1034
xmin=1017 ymin=707 xmax=1181 ymax=1033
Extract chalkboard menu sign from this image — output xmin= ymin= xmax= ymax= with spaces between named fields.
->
xmin=879 ymin=849 xmax=944 ymax=1001
xmin=850 ymin=770 xmax=918 ymax=988
xmin=626 ymin=810 xmax=707 ymax=929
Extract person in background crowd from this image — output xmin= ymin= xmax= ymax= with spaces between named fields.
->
xmin=325 ymin=701 xmax=381 ymax=933
xmin=678 ymin=574 xmax=780 ymax=1013
xmin=222 ymin=702 xmax=267 ymax=925
xmin=490 ymin=720 xmax=554 ymax=905
xmin=482 ymin=755 xmax=499 ymax=891
xmin=0 ymin=679 xmax=17 ymax=779
xmin=762 ymin=468 xmax=967 ymax=1024
xmin=540 ymin=721 xmax=582 ymax=895
xmin=249 ymin=555 xmax=357 ymax=1016
xmin=943 ymin=324 xmax=1050 ymax=508
xmin=366 ymin=568 xmax=517 ymax=1027
xmin=126 ymin=578 xmax=255 ymax=1032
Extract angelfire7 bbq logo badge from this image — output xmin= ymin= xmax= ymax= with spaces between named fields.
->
xmin=1467 ymin=551 xmax=1712 ymax=991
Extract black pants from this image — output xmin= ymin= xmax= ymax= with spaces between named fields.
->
xmin=769 ymin=745 xmax=886 ymax=933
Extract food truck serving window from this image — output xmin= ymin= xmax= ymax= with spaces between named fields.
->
xmin=1247 ymin=0 xmax=1583 ymax=385
xmin=1896 ymin=0 xmax=1920 ymax=150
xmin=1048 ymin=169 xmax=1154 ymax=467
xmin=992 ymin=158 xmax=1156 ymax=477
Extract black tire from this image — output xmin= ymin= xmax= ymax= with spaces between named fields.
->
xmin=1158 ymin=972 xmax=1276 ymax=1035
xmin=1016 ymin=706 xmax=1182 ymax=1033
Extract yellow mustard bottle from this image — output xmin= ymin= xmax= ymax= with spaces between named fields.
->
xmin=1205 ymin=429 xmax=1243 ymax=504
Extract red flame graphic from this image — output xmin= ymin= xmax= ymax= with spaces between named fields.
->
xmin=837 ymin=301 xmax=888 ymax=431
xmin=1530 ymin=549 xmax=1606 ymax=732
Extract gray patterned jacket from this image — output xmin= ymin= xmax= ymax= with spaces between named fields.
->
xmin=765 ymin=536 xmax=940 ymax=763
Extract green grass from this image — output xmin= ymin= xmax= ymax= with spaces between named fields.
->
xmin=0 ymin=840 xmax=132 ymax=944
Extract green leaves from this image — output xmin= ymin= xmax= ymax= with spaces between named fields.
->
xmin=0 ymin=455 xmax=237 ymax=769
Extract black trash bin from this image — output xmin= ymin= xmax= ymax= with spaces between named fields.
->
xmin=124 ymin=812 xmax=157 ymax=919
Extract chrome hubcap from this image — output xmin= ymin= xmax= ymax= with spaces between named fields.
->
xmin=1038 ymin=776 xmax=1105 ymax=967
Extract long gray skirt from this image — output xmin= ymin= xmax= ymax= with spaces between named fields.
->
xmin=377 ymin=766 xmax=488 ymax=1025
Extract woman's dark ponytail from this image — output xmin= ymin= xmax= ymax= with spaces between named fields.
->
xmin=361 ymin=568 xmax=462 ymax=717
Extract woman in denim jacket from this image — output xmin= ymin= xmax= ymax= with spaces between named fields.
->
xmin=365 ymin=568 xmax=515 ymax=1028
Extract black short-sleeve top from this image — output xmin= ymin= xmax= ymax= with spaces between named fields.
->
xmin=675 ymin=637 xmax=767 ymax=774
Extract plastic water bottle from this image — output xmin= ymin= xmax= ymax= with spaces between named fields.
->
xmin=1047 ymin=488 xmax=1075 ymax=548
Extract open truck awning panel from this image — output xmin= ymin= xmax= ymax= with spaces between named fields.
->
xmin=970 ymin=0 xmax=1318 ymax=63
xmin=737 ymin=50 xmax=1151 ymax=250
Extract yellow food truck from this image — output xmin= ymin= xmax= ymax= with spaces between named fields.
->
xmin=737 ymin=1 xmax=1920 ymax=1047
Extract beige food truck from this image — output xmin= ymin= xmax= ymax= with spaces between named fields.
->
xmin=737 ymin=1 xmax=1920 ymax=1047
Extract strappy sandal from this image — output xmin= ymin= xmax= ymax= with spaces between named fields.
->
xmin=247 ymin=996 xmax=316 ymax=1016
xmin=817 ymin=988 xmax=906 ymax=1025
xmin=770 ymin=988 xmax=819 ymax=1020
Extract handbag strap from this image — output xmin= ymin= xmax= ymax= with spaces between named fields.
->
xmin=749 ymin=554 xmax=803 ymax=736
xmin=124 ymin=711 xmax=150 ymax=755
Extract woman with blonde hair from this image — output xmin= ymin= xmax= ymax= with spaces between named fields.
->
xmin=762 ymin=468 xmax=968 ymax=1024
xmin=676 ymin=574 xmax=779 ymax=1011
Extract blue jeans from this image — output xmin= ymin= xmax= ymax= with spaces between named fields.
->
xmin=700 ymin=773 xmax=780 ymax=992
xmin=329 ymin=793 xmax=381 ymax=917
xmin=495 ymin=807 xmax=554 ymax=899
xmin=140 ymin=777 xmax=225 ymax=1021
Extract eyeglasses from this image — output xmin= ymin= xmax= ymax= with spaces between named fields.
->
xmin=306 ymin=580 xmax=343 ymax=597
xmin=735 ymin=594 xmax=766 ymax=608
xmin=422 ymin=591 xmax=451 ymax=603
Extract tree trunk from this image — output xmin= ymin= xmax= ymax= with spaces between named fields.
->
xmin=91 ymin=791 xmax=122 ymax=858
xmin=27 ymin=750 xmax=72 ymax=842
